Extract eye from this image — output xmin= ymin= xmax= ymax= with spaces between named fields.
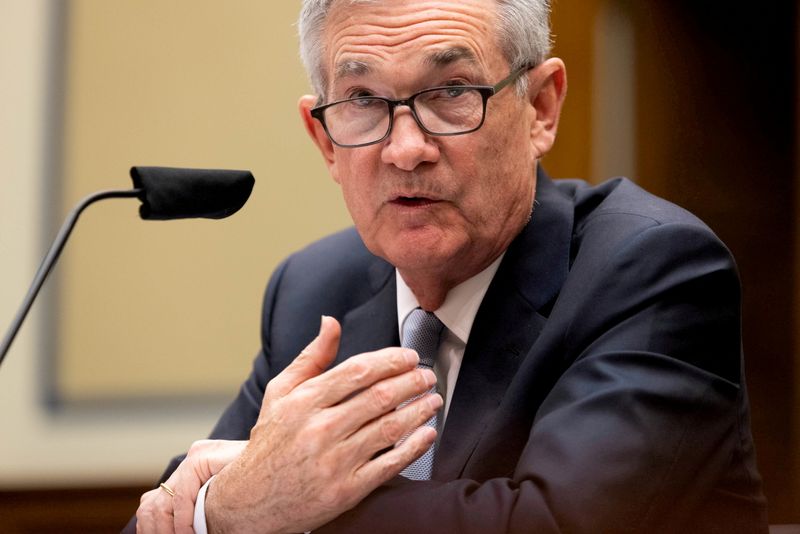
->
xmin=424 ymin=83 xmax=470 ymax=101
xmin=345 ymin=88 xmax=374 ymax=99
xmin=352 ymin=98 xmax=382 ymax=110
xmin=436 ymin=80 xmax=473 ymax=97
xmin=341 ymin=89 xmax=381 ymax=108
xmin=444 ymin=86 xmax=468 ymax=98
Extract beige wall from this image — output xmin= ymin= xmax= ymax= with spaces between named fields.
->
xmin=58 ymin=1 xmax=351 ymax=400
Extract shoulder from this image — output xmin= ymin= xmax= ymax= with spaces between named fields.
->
xmin=280 ymin=226 xmax=379 ymax=282
xmin=556 ymin=177 xmax=709 ymax=232
xmin=553 ymin=177 xmax=733 ymax=267
xmin=266 ymin=225 xmax=392 ymax=303
xmin=548 ymin=178 xmax=742 ymax=381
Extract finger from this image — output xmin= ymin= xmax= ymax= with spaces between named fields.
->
xmin=266 ymin=315 xmax=341 ymax=400
xmin=324 ymin=368 xmax=437 ymax=439
xmin=136 ymin=489 xmax=159 ymax=532
xmin=160 ymin=466 xmax=194 ymax=534
xmin=354 ymin=391 xmax=443 ymax=457
xmin=354 ymin=423 xmax=438 ymax=488
xmin=171 ymin=474 xmax=199 ymax=534
xmin=136 ymin=488 xmax=176 ymax=534
xmin=296 ymin=345 xmax=420 ymax=408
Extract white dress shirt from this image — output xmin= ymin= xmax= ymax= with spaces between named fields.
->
xmin=194 ymin=255 xmax=503 ymax=532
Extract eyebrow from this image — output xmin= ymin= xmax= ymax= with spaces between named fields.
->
xmin=423 ymin=46 xmax=478 ymax=68
xmin=332 ymin=46 xmax=478 ymax=83
xmin=334 ymin=60 xmax=372 ymax=82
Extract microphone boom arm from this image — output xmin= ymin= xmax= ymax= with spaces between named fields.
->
xmin=0 ymin=188 xmax=143 ymax=365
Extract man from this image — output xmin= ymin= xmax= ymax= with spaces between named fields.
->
xmin=131 ymin=0 xmax=768 ymax=532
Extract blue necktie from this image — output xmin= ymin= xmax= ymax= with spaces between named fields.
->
xmin=399 ymin=308 xmax=445 ymax=481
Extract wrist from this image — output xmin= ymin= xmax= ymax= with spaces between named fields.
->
xmin=204 ymin=471 xmax=283 ymax=534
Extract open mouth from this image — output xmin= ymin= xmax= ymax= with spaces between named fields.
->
xmin=392 ymin=196 xmax=439 ymax=207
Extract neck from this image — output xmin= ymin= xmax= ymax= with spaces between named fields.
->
xmin=403 ymin=279 xmax=451 ymax=311
xmin=399 ymin=260 xmax=492 ymax=311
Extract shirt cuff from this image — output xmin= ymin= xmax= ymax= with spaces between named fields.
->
xmin=193 ymin=475 xmax=311 ymax=533
xmin=193 ymin=475 xmax=215 ymax=534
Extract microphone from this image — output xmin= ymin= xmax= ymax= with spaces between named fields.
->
xmin=130 ymin=166 xmax=254 ymax=220
xmin=0 ymin=166 xmax=255 ymax=366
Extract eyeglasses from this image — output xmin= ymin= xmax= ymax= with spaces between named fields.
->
xmin=310 ymin=63 xmax=533 ymax=148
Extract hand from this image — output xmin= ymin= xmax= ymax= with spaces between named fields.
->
xmin=205 ymin=315 xmax=441 ymax=533
xmin=135 ymin=439 xmax=247 ymax=533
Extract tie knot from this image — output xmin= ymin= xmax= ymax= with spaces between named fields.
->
xmin=402 ymin=308 xmax=445 ymax=369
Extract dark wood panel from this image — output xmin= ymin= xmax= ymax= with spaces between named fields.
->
xmin=544 ymin=0 xmax=602 ymax=181
xmin=0 ymin=485 xmax=149 ymax=533
xmin=630 ymin=1 xmax=798 ymax=522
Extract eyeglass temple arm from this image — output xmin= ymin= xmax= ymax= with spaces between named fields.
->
xmin=492 ymin=63 xmax=535 ymax=93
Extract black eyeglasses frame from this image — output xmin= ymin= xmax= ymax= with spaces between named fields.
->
xmin=310 ymin=63 xmax=534 ymax=148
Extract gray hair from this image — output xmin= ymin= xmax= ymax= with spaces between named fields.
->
xmin=298 ymin=0 xmax=552 ymax=98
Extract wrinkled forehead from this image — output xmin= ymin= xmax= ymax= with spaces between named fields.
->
xmin=321 ymin=0 xmax=502 ymax=90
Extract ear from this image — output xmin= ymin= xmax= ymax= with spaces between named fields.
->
xmin=527 ymin=58 xmax=567 ymax=158
xmin=298 ymin=95 xmax=339 ymax=179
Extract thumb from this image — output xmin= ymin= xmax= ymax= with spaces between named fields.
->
xmin=266 ymin=315 xmax=341 ymax=400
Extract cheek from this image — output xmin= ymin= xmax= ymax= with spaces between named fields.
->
xmin=486 ymin=113 xmax=535 ymax=190
xmin=332 ymin=153 xmax=365 ymax=204
xmin=339 ymin=180 xmax=368 ymax=223
xmin=469 ymin=130 xmax=529 ymax=196
xmin=459 ymin=132 xmax=534 ymax=229
xmin=335 ymin=157 xmax=382 ymax=228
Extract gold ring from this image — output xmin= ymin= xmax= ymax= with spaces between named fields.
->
xmin=159 ymin=482 xmax=175 ymax=497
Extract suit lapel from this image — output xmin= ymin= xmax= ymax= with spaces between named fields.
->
xmin=434 ymin=171 xmax=575 ymax=480
xmin=335 ymin=259 xmax=399 ymax=364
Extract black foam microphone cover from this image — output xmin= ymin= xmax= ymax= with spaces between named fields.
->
xmin=130 ymin=166 xmax=255 ymax=220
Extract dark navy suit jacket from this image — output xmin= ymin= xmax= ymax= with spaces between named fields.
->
xmin=145 ymin=172 xmax=768 ymax=533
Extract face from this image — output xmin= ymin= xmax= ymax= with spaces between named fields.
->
xmin=301 ymin=0 xmax=564 ymax=292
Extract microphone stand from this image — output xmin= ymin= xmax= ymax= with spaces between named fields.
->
xmin=0 ymin=188 xmax=143 ymax=366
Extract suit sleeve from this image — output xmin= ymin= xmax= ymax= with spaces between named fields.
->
xmin=316 ymin=222 xmax=757 ymax=533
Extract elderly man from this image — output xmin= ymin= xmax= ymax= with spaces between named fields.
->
xmin=131 ymin=0 xmax=768 ymax=532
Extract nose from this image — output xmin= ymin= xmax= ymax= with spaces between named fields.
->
xmin=381 ymin=109 xmax=440 ymax=171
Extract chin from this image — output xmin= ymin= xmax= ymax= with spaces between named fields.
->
xmin=384 ymin=242 xmax=462 ymax=273
xmin=364 ymin=223 xmax=467 ymax=269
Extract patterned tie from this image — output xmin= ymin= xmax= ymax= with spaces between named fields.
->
xmin=399 ymin=308 xmax=445 ymax=481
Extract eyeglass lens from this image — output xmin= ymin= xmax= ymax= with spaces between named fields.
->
xmin=323 ymin=87 xmax=485 ymax=146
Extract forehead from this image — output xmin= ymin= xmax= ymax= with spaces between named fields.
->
xmin=323 ymin=0 xmax=501 ymax=84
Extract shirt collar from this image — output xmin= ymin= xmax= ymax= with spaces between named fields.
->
xmin=396 ymin=253 xmax=505 ymax=345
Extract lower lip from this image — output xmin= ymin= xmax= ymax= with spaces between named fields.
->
xmin=390 ymin=198 xmax=440 ymax=208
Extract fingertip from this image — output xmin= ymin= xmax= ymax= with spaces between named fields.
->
xmin=320 ymin=316 xmax=342 ymax=347
xmin=309 ymin=315 xmax=341 ymax=366
xmin=320 ymin=315 xmax=341 ymax=335
xmin=427 ymin=392 xmax=443 ymax=411
xmin=407 ymin=425 xmax=437 ymax=454
xmin=420 ymin=425 xmax=437 ymax=442
xmin=420 ymin=368 xmax=436 ymax=388
xmin=404 ymin=348 xmax=419 ymax=366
